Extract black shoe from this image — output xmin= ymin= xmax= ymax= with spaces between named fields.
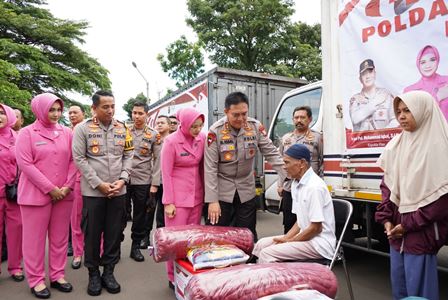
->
xmin=139 ymin=236 xmax=149 ymax=249
xmin=71 ymin=257 xmax=82 ymax=269
xmin=11 ymin=273 xmax=25 ymax=282
xmin=50 ymin=281 xmax=73 ymax=293
xmin=101 ymin=265 xmax=121 ymax=294
xmin=31 ymin=287 xmax=51 ymax=299
xmin=168 ymin=281 xmax=175 ymax=290
xmin=67 ymin=243 xmax=73 ymax=257
xmin=130 ymin=246 xmax=145 ymax=262
xmin=87 ymin=267 xmax=102 ymax=296
xmin=246 ymin=255 xmax=258 ymax=264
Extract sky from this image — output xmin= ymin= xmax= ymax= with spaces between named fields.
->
xmin=45 ymin=0 xmax=321 ymax=119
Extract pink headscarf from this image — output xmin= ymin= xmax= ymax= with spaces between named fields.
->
xmin=176 ymin=107 xmax=205 ymax=142
xmin=416 ymin=45 xmax=440 ymax=78
xmin=0 ymin=104 xmax=17 ymax=136
xmin=31 ymin=93 xmax=63 ymax=129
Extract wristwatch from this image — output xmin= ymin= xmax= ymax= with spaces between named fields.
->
xmin=119 ymin=177 xmax=130 ymax=185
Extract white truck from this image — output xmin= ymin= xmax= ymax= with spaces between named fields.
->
xmin=264 ymin=0 xmax=448 ymax=258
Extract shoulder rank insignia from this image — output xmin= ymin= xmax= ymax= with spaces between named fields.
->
xmin=207 ymin=132 xmax=216 ymax=147
xmin=259 ymin=123 xmax=267 ymax=136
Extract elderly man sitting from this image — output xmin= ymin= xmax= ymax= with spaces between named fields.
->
xmin=252 ymin=144 xmax=336 ymax=263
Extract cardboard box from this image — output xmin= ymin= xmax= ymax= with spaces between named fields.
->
xmin=174 ymin=259 xmax=209 ymax=300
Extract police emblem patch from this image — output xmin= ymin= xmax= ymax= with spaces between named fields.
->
xmin=259 ymin=124 xmax=267 ymax=136
xmin=207 ymin=132 xmax=216 ymax=147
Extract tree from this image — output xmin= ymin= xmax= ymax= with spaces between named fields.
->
xmin=0 ymin=0 xmax=111 ymax=124
xmin=122 ymin=93 xmax=148 ymax=119
xmin=184 ymin=0 xmax=322 ymax=81
xmin=157 ymin=35 xmax=205 ymax=88
xmin=264 ymin=22 xmax=322 ymax=81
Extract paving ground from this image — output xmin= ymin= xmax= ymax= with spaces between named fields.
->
xmin=1 ymin=211 xmax=447 ymax=300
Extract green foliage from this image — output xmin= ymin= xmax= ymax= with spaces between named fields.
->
xmin=157 ymin=35 xmax=205 ymax=88
xmin=122 ymin=93 xmax=148 ymax=119
xmin=184 ymin=0 xmax=321 ymax=81
xmin=0 ymin=0 xmax=111 ymax=124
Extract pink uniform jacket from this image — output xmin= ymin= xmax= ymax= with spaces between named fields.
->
xmin=0 ymin=104 xmax=17 ymax=198
xmin=161 ymin=108 xmax=205 ymax=208
xmin=16 ymin=114 xmax=76 ymax=206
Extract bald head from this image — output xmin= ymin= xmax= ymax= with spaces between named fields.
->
xmin=68 ymin=105 xmax=85 ymax=127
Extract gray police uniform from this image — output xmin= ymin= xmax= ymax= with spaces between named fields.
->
xmin=146 ymin=136 xmax=165 ymax=230
xmin=123 ymin=125 xmax=161 ymax=246
xmin=72 ymin=117 xmax=134 ymax=268
xmin=204 ymin=117 xmax=286 ymax=237
xmin=349 ymin=87 xmax=397 ymax=132
xmin=278 ymin=129 xmax=323 ymax=233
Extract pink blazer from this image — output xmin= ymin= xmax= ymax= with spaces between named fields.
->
xmin=0 ymin=130 xmax=17 ymax=198
xmin=161 ymin=131 xmax=205 ymax=208
xmin=16 ymin=122 xmax=76 ymax=206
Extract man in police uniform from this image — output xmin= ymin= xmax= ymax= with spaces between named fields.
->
xmin=72 ymin=90 xmax=133 ymax=296
xmin=205 ymin=92 xmax=286 ymax=238
xmin=279 ymin=106 xmax=323 ymax=233
xmin=122 ymin=101 xmax=161 ymax=262
xmin=349 ymin=59 xmax=398 ymax=132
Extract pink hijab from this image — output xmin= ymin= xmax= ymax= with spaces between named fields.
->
xmin=0 ymin=104 xmax=17 ymax=137
xmin=176 ymin=107 xmax=205 ymax=142
xmin=415 ymin=45 xmax=440 ymax=77
xmin=31 ymin=93 xmax=63 ymax=129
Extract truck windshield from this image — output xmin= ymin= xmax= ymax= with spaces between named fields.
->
xmin=270 ymin=87 xmax=322 ymax=147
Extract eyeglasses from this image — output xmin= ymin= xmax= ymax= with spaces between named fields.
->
xmin=170 ymin=121 xmax=178 ymax=125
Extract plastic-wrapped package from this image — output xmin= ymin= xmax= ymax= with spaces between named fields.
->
xmin=150 ymin=225 xmax=254 ymax=263
xmin=184 ymin=262 xmax=338 ymax=300
xmin=187 ymin=244 xmax=249 ymax=270
xmin=257 ymin=289 xmax=333 ymax=300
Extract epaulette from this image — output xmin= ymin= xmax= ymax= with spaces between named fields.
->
xmin=113 ymin=119 xmax=125 ymax=128
xmin=209 ymin=117 xmax=226 ymax=131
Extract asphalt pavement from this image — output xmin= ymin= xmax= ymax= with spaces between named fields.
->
xmin=1 ymin=211 xmax=447 ymax=300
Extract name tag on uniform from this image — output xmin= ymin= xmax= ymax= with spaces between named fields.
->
xmin=35 ymin=141 xmax=47 ymax=146
xmin=244 ymin=141 xmax=256 ymax=148
xmin=220 ymin=144 xmax=235 ymax=152
xmin=180 ymin=152 xmax=190 ymax=157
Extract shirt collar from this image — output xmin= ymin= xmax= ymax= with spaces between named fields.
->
xmin=295 ymin=167 xmax=313 ymax=186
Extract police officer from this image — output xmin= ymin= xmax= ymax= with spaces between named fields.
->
xmin=279 ymin=106 xmax=323 ymax=233
xmin=205 ymin=92 xmax=286 ymax=238
xmin=122 ymin=101 xmax=160 ymax=261
xmin=140 ymin=115 xmax=171 ymax=249
xmin=72 ymin=90 xmax=133 ymax=296
xmin=349 ymin=59 xmax=398 ymax=132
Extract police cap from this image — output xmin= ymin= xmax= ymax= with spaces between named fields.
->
xmin=359 ymin=59 xmax=375 ymax=74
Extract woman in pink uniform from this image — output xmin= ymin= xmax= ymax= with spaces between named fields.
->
xmin=0 ymin=103 xmax=24 ymax=282
xmin=404 ymin=45 xmax=448 ymax=121
xmin=16 ymin=93 xmax=76 ymax=299
xmin=161 ymin=107 xmax=206 ymax=288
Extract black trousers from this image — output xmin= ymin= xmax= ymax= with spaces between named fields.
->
xmin=82 ymin=194 xmax=125 ymax=268
xmin=125 ymin=184 xmax=150 ymax=243
xmin=282 ymin=190 xmax=297 ymax=234
xmin=143 ymin=184 xmax=165 ymax=238
xmin=206 ymin=192 xmax=258 ymax=241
